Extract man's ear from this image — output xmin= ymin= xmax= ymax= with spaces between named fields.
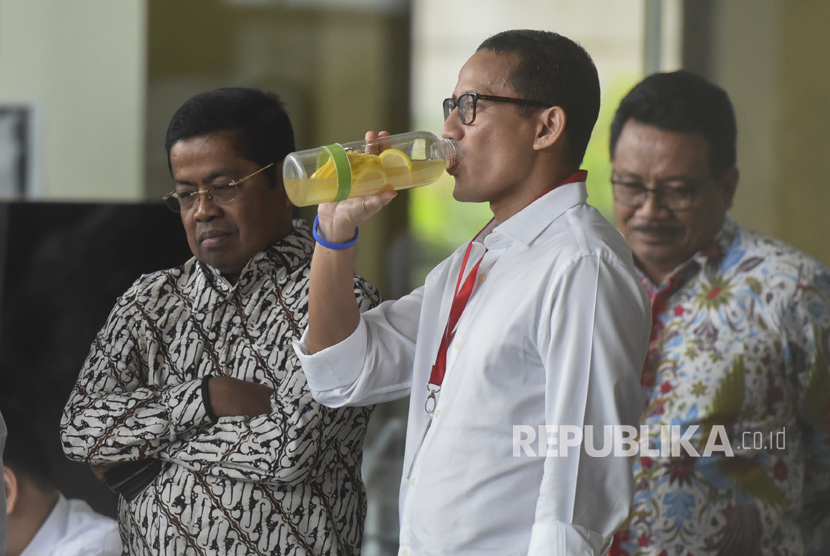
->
xmin=534 ymin=106 xmax=566 ymax=151
xmin=5 ymin=465 xmax=18 ymax=514
xmin=276 ymin=161 xmax=293 ymax=210
xmin=718 ymin=166 xmax=739 ymax=210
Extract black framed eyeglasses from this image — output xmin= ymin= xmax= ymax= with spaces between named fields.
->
xmin=162 ymin=162 xmax=275 ymax=213
xmin=442 ymin=93 xmax=550 ymax=125
xmin=611 ymin=175 xmax=711 ymax=211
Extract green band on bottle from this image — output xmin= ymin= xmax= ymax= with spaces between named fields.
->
xmin=323 ymin=143 xmax=352 ymax=202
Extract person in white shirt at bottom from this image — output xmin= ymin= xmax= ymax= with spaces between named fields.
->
xmin=1 ymin=400 xmax=121 ymax=556
xmin=1 ymin=409 xmax=7 ymax=556
xmin=293 ymin=29 xmax=651 ymax=556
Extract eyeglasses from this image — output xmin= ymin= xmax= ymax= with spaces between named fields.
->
xmin=442 ymin=93 xmax=550 ymax=125
xmin=162 ymin=163 xmax=274 ymax=213
xmin=611 ymin=176 xmax=711 ymax=211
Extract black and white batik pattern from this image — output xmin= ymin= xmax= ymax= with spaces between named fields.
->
xmin=61 ymin=221 xmax=381 ymax=555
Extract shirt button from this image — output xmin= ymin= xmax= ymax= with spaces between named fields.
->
xmin=410 ymin=477 xmax=416 ymax=486
xmin=435 ymin=409 xmax=440 ymax=418
xmin=453 ymin=341 xmax=461 ymax=350
xmin=401 ymin=550 xmax=408 ymax=556
xmin=478 ymin=274 xmax=486 ymax=284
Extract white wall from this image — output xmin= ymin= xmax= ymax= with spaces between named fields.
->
xmin=411 ymin=0 xmax=651 ymax=133
xmin=0 ymin=0 xmax=146 ymax=200
xmin=703 ymin=0 xmax=830 ymax=265
xmin=708 ymin=0 xmax=782 ymax=239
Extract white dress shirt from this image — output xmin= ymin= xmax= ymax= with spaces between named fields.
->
xmin=295 ymin=181 xmax=651 ymax=555
xmin=21 ymin=494 xmax=121 ymax=556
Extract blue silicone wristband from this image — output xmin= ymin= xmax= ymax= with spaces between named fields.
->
xmin=313 ymin=215 xmax=358 ymax=250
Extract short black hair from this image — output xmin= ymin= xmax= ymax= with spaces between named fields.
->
xmin=1 ymin=398 xmax=55 ymax=491
xmin=609 ymin=70 xmax=737 ymax=176
xmin=477 ymin=29 xmax=600 ymax=167
xmin=165 ymin=87 xmax=295 ymax=187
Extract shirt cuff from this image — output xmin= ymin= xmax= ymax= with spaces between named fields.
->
xmin=292 ymin=318 xmax=369 ymax=393
xmin=166 ymin=378 xmax=214 ymax=430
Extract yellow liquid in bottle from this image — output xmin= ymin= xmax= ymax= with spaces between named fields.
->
xmin=285 ymin=158 xmax=447 ymax=207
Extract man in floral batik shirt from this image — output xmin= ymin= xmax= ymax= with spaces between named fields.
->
xmin=608 ymin=71 xmax=830 ymax=556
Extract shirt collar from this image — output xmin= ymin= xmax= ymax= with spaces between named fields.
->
xmin=483 ymin=171 xmax=589 ymax=248
xmin=197 ymin=219 xmax=314 ymax=293
xmin=21 ymin=494 xmax=68 ymax=556
xmin=637 ymin=218 xmax=738 ymax=293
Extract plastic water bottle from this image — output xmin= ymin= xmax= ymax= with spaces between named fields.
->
xmin=282 ymin=131 xmax=458 ymax=206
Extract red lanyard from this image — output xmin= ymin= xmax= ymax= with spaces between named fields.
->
xmin=430 ymin=242 xmax=484 ymax=382
xmin=425 ymin=240 xmax=485 ymax=413
xmin=424 ymin=170 xmax=588 ymax=414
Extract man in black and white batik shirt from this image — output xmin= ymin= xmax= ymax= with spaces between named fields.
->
xmin=61 ymin=88 xmax=381 ymax=556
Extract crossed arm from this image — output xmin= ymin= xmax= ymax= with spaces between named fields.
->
xmin=61 ymin=272 xmax=378 ymax=486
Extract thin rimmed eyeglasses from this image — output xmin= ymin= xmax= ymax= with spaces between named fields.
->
xmin=611 ymin=176 xmax=712 ymax=211
xmin=162 ymin=163 xmax=275 ymax=212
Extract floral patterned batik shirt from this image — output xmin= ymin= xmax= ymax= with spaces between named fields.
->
xmin=612 ymin=219 xmax=830 ymax=556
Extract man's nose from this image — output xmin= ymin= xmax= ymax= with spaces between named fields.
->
xmin=193 ymin=190 xmax=222 ymax=220
xmin=441 ymin=108 xmax=463 ymax=140
xmin=636 ymin=189 xmax=671 ymax=218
